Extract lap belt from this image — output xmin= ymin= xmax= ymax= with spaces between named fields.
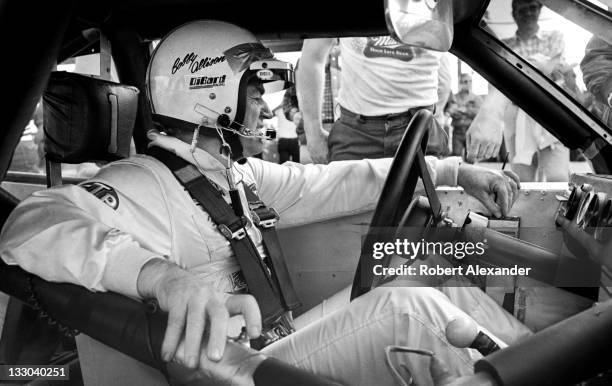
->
xmin=148 ymin=147 xmax=301 ymax=331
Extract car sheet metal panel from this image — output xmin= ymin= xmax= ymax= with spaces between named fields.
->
xmin=0 ymin=178 xmax=590 ymax=327
xmin=277 ymin=212 xmax=372 ymax=315
xmin=1 ymin=182 xmax=45 ymax=200
xmin=277 ymin=183 xmax=571 ymax=319
xmin=0 ymin=181 xmax=574 ymax=319
xmin=437 ymin=184 xmax=593 ymax=331
xmin=439 ymin=183 xmax=568 ymax=249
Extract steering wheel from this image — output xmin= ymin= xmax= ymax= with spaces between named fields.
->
xmin=350 ymin=109 xmax=443 ymax=300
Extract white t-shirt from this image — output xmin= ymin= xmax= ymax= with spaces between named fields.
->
xmin=338 ymin=36 xmax=441 ymax=116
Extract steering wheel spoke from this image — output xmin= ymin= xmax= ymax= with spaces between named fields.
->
xmin=351 ymin=109 xmax=440 ymax=300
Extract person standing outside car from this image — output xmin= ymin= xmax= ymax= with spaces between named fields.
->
xmin=282 ymin=58 xmax=337 ymax=164
xmin=297 ymin=36 xmax=441 ymax=163
xmin=268 ymin=104 xmax=300 ymax=164
xmin=581 ymin=35 xmax=612 ymax=128
xmin=446 ymin=73 xmax=483 ymax=157
xmin=465 ymin=0 xmax=570 ymax=182
xmin=281 ymin=77 xmax=309 ymax=163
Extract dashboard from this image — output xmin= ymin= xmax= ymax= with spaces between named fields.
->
xmin=559 ymin=174 xmax=612 ymax=244
xmin=558 ymin=173 xmax=612 ymax=301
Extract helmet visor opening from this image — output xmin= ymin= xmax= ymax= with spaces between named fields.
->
xmin=225 ymin=42 xmax=294 ymax=93
xmin=224 ymin=42 xmax=275 ymax=73
xmin=250 ymin=60 xmax=295 ymax=93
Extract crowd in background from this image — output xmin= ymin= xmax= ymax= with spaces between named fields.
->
xmin=260 ymin=43 xmax=592 ymax=177
xmin=255 ymin=0 xmax=608 ymax=184
xmin=9 ymin=0 xmax=611 ymax=184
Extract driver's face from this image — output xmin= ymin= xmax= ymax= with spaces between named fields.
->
xmin=240 ymin=83 xmax=272 ymax=157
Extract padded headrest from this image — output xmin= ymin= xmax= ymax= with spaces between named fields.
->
xmin=43 ymin=71 xmax=139 ymax=164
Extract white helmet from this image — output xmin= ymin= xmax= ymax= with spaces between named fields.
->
xmin=146 ymin=20 xmax=293 ymax=148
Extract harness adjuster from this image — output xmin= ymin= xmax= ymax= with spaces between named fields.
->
xmin=252 ymin=207 xmax=279 ymax=228
xmin=218 ymin=218 xmax=247 ymax=240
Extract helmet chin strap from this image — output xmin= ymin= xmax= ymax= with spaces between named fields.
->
xmin=215 ymin=129 xmax=246 ymax=217
xmin=189 ymin=124 xmax=202 ymax=153
xmin=193 ymin=103 xmax=274 ymax=165
xmin=195 ymin=103 xmax=275 ymax=141
xmin=218 ymin=113 xmax=276 ymax=141
xmin=188 ymin=118 xmax=240 ymax=196
xmin=216 ymin=127 xmax=234 ymax=160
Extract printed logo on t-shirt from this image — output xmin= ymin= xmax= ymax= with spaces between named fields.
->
xmin=363 ymin=36 xmax=424 ymax=62
xmin=80 ymin=182 xmax=119 ymax=210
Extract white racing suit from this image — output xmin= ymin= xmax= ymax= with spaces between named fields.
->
xmin=0 ymin=131 xmax=529 ymax=385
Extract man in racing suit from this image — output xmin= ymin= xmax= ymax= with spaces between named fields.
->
xmin=0 ymin=20 xmax=525 ymax=386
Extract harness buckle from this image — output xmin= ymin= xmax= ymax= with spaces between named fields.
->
xmin=218 ymin=223 xmax=247 ymax=240
xmin=252 ymin=207 xmax=279 ymax=228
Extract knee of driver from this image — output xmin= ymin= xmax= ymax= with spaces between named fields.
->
xmin=362 ymin=287 xmax=464 ymax=344
xmin=366 ymin=286 xmax=448 ymax=314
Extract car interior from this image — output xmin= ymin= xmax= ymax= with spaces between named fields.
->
xmin=0 ymin=0 xmax=611 ymax=385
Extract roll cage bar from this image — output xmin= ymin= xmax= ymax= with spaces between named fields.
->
xmin=3 ymin=0 xmax=611 ymax=180
xmin=1 ymin=0 xmax=612 ymax=384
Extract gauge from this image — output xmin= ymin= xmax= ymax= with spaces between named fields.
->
xmin=595 ymin=198 xmax=612 ymax=243
xmin=583 ymin=192 xmax=607 ymax=234
xmin=563 ymin=184 xmax=583 ymax=221
xmin=576 ymin=190 xmax=595 ymax=227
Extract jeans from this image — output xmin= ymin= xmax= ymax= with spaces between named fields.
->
xmin=328 ymin=107 xmax=432 ymax=161
xmin=277 ymin=138 xmax=300 ymax=164
xmin=451 ymin=125 xmax=467 ymax=157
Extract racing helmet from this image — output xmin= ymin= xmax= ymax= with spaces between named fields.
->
xmin=146 ymin=20 xmax=294 ymax=157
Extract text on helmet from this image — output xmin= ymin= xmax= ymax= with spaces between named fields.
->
xmin=172 ymin=52 xmax=226 ymax=74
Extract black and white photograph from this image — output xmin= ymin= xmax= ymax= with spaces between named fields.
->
xmin=0 ymin=0 xmax=611 ymax=385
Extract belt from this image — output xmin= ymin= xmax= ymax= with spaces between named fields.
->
xmin=340 ymin=105 xmax=434 ymax=121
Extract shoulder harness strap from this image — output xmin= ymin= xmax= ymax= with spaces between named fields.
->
xmin=147 ymin=147 xmax=300 ymax=326
xmin=242 ymin=183 xmax=301 ymax=311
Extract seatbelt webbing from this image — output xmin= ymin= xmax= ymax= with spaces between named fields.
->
xmin=147 ymin=147 xmax=299 ymax=325
xmin=243 ymin=185 xmax=301 ymax=310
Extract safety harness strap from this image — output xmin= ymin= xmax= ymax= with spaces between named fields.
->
xmin=148 ymin=147 xmax=299 ymax=326
xmin=243 ymin=185 xmax=301 ymax=310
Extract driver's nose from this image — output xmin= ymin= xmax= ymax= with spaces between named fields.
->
xmin=260 ymin=100 xmax=273 ymax=120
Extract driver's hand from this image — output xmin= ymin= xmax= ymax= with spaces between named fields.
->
xmin=167 ymin=337 xmax=267 ymax=385
xmin=306 ymin=128 xmax=330 ymax=164
xmin=430 ymin=355 xmax=498 ymax=386
xmin=457 ymin=163 xmax=520 ymax=218
xmin=137 ymin=259 xmax=261 ymax=368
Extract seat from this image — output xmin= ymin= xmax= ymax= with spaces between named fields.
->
xmin=42 ymin=71 xmax=139 ymax=186
xmin=43 ymin=71 xmax=169 ymax=386
xmin=0 ymin=71 xmax=139 ymax=385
